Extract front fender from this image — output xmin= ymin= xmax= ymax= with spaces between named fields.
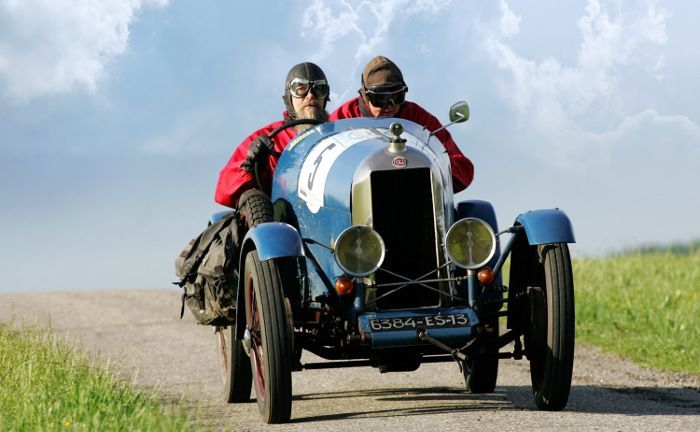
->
xmin=515 ymin=209 xmax=575 ymax=245
xmin=235 ymin=222 xmax=304 ymax=338
xmin=240 ymin=222 xmax=304 ymax=261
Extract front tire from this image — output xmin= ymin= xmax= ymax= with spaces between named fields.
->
xmin=244 ymin=250 xmax=293 ymax=423
xmin=525 ymin=243 xmax=575 ymax=410
xmin=463 ymin=319 xmax=499 ymax=393
xmin=216 ymin=191 xmax=272 ymax=404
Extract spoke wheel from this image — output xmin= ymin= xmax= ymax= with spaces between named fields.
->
xmin=525 ymin=243 xmax=575 ymax=411
xmin=244 ymin=250 xmax=293 ymax=423
xmin=216 ymin=325 xmax=252 ymax=403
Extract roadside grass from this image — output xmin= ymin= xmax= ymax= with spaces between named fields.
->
xmin=573 ymin=252 xmax=700 ymax=375
xmin=0 ymin=323 xmax=193 ymax=431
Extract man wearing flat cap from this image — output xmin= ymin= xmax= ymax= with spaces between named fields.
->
xmin=330 ymin=55 xmax=474 ymax=192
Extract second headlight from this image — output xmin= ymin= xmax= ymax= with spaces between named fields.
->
xmin=445 ymin=217 xmax=497 ymax=270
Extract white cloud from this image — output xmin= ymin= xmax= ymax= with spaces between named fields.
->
xmin=482 ymin=0 xmax=683 ymax=165
xmin=0 ymin=0 xmax=168 ymax=103
xmin=586 ymin=108 xmax=700 ymax=157
xmin=302 ymin=0 xmax=452 ymax=65
xmin=498 ymin=0 xmax=521 ymax=36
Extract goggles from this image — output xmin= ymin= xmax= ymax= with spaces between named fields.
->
xmin=364 ymin=85 xmax=407 ymax=108
xmin=288 ymin=78 xmax=329 ymax=99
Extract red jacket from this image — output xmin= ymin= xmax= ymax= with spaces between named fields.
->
xmin=215 ymin=116 xmax=298 ymax=208
xmin=329 ymin=97 xmax=474 ymax=192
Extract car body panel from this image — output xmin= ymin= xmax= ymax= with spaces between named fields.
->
xmin=271 ymin=117 xmax=457 ymax=308
xmin=241 ymin=222 xmax=304 ymax=261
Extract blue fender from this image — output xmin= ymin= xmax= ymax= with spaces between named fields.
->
xmin=515 ymin=209 xmax=576 ymax=245
xmin=235 ymin=222 xmax=304 ymax=338
xmin=240 ymin=222 xmax=304 ymax=260
xmin=456 ymin=200 xmax=498 ymax=231
xmin=209 ymin=210 xmax=234 ymax=224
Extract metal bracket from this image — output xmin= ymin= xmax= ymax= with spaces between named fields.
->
xmin=416 ymin=329 xmax=467 ymax=362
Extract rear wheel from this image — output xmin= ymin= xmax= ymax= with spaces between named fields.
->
xmin=244 ymin=250 xmax=293 ymax=423
xmin=217 ymin=325 xmax=252 ymax=402
xmin=525 ymin=243 xmax=575 ymax=410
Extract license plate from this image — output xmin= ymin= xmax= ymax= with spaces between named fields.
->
xmin=369 ymin=314 xmax=469 ymax=332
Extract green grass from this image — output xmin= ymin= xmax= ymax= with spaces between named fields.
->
xmin=574 ymin=252 xmax=700 ymax=375
xmin=0 ymin=324 xmax=192 ymax=432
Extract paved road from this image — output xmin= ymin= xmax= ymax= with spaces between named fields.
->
xmin=1 ymin=289 xmax=698 ymax=431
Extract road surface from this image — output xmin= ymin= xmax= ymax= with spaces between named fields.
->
xmin=1 ymin=289 xmax=698 ymax=431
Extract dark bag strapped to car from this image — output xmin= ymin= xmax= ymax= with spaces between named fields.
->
xmin=175 ymin=211 xmax=242 ymax=325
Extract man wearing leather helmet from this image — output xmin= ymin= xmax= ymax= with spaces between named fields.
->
xmin=175 ymin=62 xmax=330 ymax=327
xmin=215 ymin=62 xmax=330 ymax=210
xmin=330 ymin=55 xmax=474 ymax=192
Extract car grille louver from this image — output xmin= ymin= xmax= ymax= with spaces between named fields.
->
xmin=370 ymin=168 xmax=441 ymax=310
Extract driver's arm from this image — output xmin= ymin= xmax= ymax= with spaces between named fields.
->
xmin=215 ymin=133 xmax=260 ymax=208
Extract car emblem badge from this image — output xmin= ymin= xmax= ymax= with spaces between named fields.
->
xmin=392 ymin=156 xmax=407 ymax=168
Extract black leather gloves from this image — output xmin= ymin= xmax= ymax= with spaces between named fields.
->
xmin=241 ymin=135 xmax=274 ymax=174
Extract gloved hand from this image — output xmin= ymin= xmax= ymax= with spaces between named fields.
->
xmin=241 ymin=135 xmax=274 ymax=174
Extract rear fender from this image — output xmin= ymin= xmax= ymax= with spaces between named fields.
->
xmin=515 ymin=209 xmax=575 ymax=245
xmin=209 ymin=210 xmax=235 ymax=224
xmin=235 ymin=222 xmax=304 ymax=338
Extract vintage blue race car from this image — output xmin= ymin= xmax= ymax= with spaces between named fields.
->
xmin=215 ymin=102 xmax=575 ymax=423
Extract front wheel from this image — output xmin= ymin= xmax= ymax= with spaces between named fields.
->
xmin=244 ymin=250 xmax=293 ymax=423
xmin=525 ymin=243 xmax=575 ymax=410
xmin=463 ymin=319 xmax=499 ymax=393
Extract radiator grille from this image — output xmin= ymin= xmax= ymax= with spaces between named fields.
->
xmin=370 ymin=168 xmax=440 ymax=309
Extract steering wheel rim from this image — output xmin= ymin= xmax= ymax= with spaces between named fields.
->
xmin=267 ymin=118 xmax=324 ymax=139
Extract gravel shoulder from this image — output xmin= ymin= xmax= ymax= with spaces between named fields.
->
xmin=1 ymin=289 xmax=698 ymax=431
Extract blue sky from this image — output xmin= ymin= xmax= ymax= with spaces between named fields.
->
xmin=1 ymin=0 xmax=698 ymax=293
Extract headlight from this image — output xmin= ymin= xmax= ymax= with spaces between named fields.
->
xmin=446 ymin=218 xmax=497 ymax=270
xmin=334 ymin=226 xmax=385 ymax=277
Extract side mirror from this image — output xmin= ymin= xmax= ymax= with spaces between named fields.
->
xmin=449 ymin=101 xmax=470 ymax=124
xmin=429 ymin=100 xmax=470 ymax=138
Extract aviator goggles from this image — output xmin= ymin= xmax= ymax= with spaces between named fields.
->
xmin=288 ymin=78 xmax=329 ymax=99
xmin=364 ymin=85 xmax=408 ymax=108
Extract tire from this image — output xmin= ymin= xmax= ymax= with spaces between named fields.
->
xmin=463 ymin=318 xmax=499 ymax=393
xmin=525 ymin=243 xmax=575 ymax=411
xmin=217 ymin=190 xmax=272 ymax=404
xmin=216 ymin=325 xmax=252 ymax=402
xmin=239 ymin=190 xmax=274 ymax=228
xmin=244 ymin=250 xmax=293 ymax=423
